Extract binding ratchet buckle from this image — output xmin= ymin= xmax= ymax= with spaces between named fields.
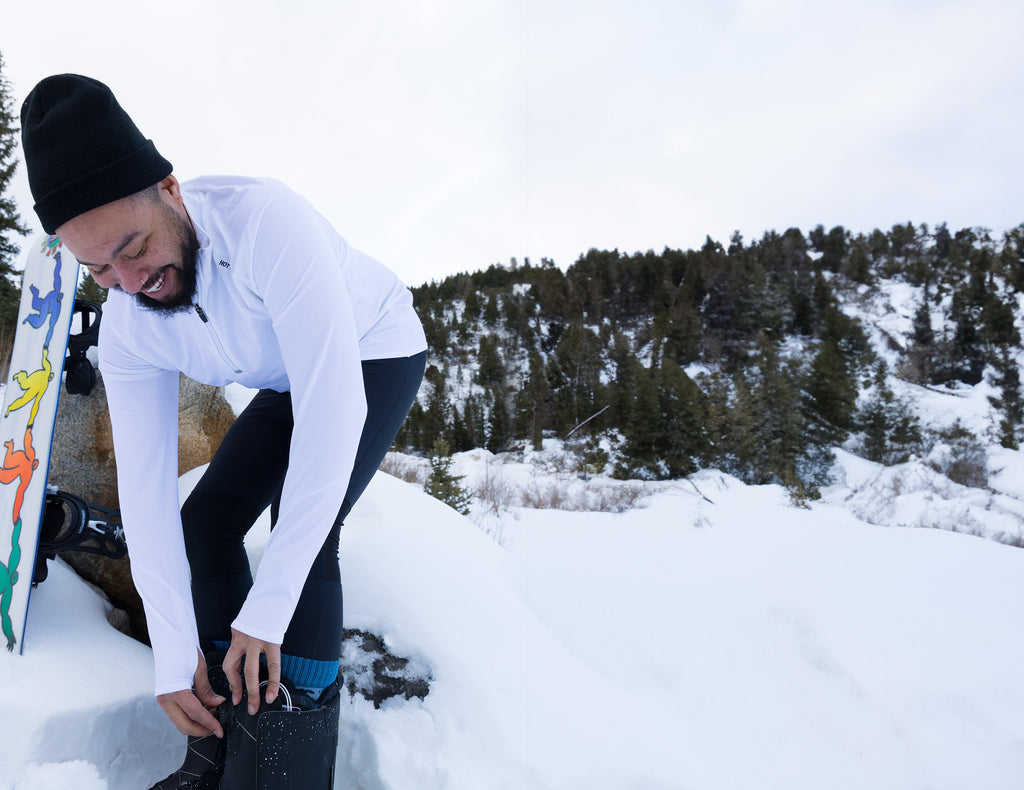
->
xmin=33 ymin=487 xmax=127 ymax=585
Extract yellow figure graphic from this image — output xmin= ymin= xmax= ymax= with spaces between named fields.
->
xmin=5 ymin=349 xmax=53 ymax=427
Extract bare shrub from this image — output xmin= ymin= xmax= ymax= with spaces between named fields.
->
xmin=378 ymin=452 xmax=427 ymax=485
xmin=926 ymin=422 xmax=989 ymax=489
xmin=474 ymin=463 xmax=516 ymax=515
xmin=594 ymin=483 xmax=645 ymax=513
xmin=520 ymin=481 xmax=567 ymax=510
xmin=511 ymin=479 xmax=646 ymax=513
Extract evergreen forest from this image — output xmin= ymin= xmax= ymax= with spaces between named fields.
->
xmin=397 ymin=223 xmax=1024 ymax=498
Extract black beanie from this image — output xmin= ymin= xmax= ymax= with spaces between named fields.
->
xmin=20 ymin=74 xmax=173 ymax=234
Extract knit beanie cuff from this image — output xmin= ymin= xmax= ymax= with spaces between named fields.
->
xmin=32 ymin=140 xmax=171 ymax=234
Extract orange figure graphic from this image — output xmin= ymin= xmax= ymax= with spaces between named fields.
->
xmin=5 ymin=348 xmax=53 ymax=426
xmin=0 ymin=429 xmax=37 ymax=525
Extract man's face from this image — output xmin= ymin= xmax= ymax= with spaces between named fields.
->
xmin=56 ymin=176 xmax=199 ymax=314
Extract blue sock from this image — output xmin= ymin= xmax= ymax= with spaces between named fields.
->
xmin=209 ymin=643 xmax=338 ymax=700
xmin=279 ymin=653 xmax=340 ymax=701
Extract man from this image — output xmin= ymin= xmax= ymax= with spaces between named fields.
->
xmin=20 ymin=74 xmax=427 ymax=788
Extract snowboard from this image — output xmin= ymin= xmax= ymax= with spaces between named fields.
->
xmin=0 ymin=234 xmax=78 ymax=653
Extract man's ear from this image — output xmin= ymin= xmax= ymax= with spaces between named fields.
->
xmin=158 ymin=174 xmax=182 ymax=205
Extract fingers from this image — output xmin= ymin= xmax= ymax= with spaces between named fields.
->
xmin=226 ymin=629 xmax=284 ymax=714
xmin=194 ymin=666 xmax=227 ymax=709
xmin=157 ymin=690 xmax=223 ymax=739
xmin=192 ymin=649 xmax=227 ymax=710
xmin=223 ymin=642 xmax=244 ymax=707
xmin=244 ymin=643 xmax=261 ymax=715
xmin=264 ymin=644 xmax=281 ymax=706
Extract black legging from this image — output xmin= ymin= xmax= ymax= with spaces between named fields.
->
xmin=180 ymin=351 xmax=425 ymax=663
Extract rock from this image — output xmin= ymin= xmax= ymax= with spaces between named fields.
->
xmin=340 ymin=628 xmax=432 ymax=708
xmin=48 ymin=369 xmax=236 ymax=644
xmin=106 ymin=606 xmax=132 ymax=636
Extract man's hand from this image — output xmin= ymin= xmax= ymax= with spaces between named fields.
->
xmin=156 ymin=650 xmax=225 ymax=737
xmin=224 ymin=627 xmax=282 ymax=715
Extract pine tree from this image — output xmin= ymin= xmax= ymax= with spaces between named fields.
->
xmin=857 ymin=362 xmax=921 ymax=465
xmin=617 ymin=363 xmax=662 ymax=478
xmin=486 ymin=389 xmax=511 ymax=453
xmin=608 ymin=330 xmax=639 ymax=430
xmin=423 ymin=438 xmax=472 ymax=515
xmin=657 ymin=358 xmax=707 ymax=477
xmin=843 ymin=236 xmax=873 ymax=285
xmin=395 ymin=401 xmax=424 ymax=451
xmin=77 ymin=272 xmax=108 ymax=304
xmin=449 ymin=404 xmax=472 ymax=452
xmin=550 ymin=322 xmax=604 ymax=435
xmin=718 ymin=370 xmax=760 ymax=479
xmin=992 ymin=351 xmax=1023 ymax=449
xmin=463 ymin=287 xmax=482 ymax=320
xmin=476 ymin=334 xmax=504 ymax=389
xmin=0 ymin=52 xmax=30 ymax=344
xmin=514 ymin=349 xmax=550 ymax=450
xmin=948 ymin=288 xmax=986 ymax=385
xmin=804 ymin=337 xmax=857 ymax=443
xmin=420 ymin=365 xmax=451 ymax=452
xmin=748 ymin=332 xmax=806 ymax=490
xmin=912 ymin=294 xmax=934 ymax=346
xmin=463 ymin=393 xmax=487 ymax=450
xmin=899 ymin=288 xmax=937 ymax=384
xmin=663 ymin=279 xmax=702 ymax=366
xmin=483 ymin=291 xmax=500 ymax=327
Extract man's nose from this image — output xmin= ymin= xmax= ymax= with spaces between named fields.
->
xmin=113 ymin=262 xmax=148 ymax=294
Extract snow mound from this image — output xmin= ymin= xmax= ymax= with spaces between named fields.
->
xmin=826 ymin=448 xmax=1024 ymax=546
xmin=4 ymin=463 xmax=1024 ymax=789
xmin=15 ymin=761 xmax=106 ymax=790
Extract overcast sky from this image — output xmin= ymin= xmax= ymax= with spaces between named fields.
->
xmin=3 ymin=0 xmax=1024 ymax=287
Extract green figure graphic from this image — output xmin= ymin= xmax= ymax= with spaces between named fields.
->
xmin=0 ymin=518 xmax=21 ymax=651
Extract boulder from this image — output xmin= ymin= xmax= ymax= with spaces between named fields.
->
xmin=48 ymin=370 xmax=236 ymax=643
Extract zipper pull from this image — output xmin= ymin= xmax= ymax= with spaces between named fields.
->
xmin=194 ymin=304 xmax=209 ymax=323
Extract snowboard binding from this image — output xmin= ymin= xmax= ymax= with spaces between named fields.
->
xmin=64 ymin=300 xmax=102 ymax=396
xmin=32 ymin=488 xmax=127 ymax=585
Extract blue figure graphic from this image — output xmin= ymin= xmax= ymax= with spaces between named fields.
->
xmin=23 ymin=253 xmax=63 ymax=349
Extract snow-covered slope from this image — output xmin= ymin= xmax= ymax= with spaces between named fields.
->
xmin=3 ymin=464 xmax=1024 ymax=790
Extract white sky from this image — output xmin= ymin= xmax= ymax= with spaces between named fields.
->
xmin=3 ymin=0 xmax=1024 ymax=287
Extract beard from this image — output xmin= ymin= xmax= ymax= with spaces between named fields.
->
xmin=134 ymin=205 xmax=201 ymax=315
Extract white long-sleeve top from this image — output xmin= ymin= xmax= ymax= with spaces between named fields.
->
xmin=98 ymin=175 xmax=427 ymax=695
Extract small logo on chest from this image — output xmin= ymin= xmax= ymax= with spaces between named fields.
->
xmin=218 ymin=260 xmax=231 ymax=269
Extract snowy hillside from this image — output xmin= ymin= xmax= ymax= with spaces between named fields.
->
xmin=824 ymin=273 xmax=1024 ymax=546
xmin=2 ymin=453 xmax=1024 ymax=789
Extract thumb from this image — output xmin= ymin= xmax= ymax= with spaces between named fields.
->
xmin=195 ymin=667 xmax=226 ymax=708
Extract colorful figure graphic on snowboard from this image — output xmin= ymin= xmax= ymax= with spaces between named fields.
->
xmin=23 ymin=253 xmax=63 ymax=349
xmin=0 ymin=429 xmax=38 ymax=526
xmin=5 ymin=349 xmax=54 ymax=427
xmin=0 ymin=518 xmax=22 ymax=651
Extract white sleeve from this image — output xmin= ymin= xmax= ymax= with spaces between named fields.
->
xmin=229 ymin=192 xmax=367 ymax=645
xmin=99 ymin=313 xmax=201 ymax=696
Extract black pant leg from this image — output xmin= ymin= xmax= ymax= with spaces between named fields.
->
xmin=280 ymin=351 xmax=425 ymax=659
xmin=181 ymin=388 xmax=293 ymax=648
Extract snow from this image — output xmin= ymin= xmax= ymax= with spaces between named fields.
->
xmin=3 ymin=453 xmax=1024 ymax=789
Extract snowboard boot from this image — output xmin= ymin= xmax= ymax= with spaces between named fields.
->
xmin=220 ymin=668 xmax=341 ymax=790
xmin=147 ymin=658 xmax=230 ymax=790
